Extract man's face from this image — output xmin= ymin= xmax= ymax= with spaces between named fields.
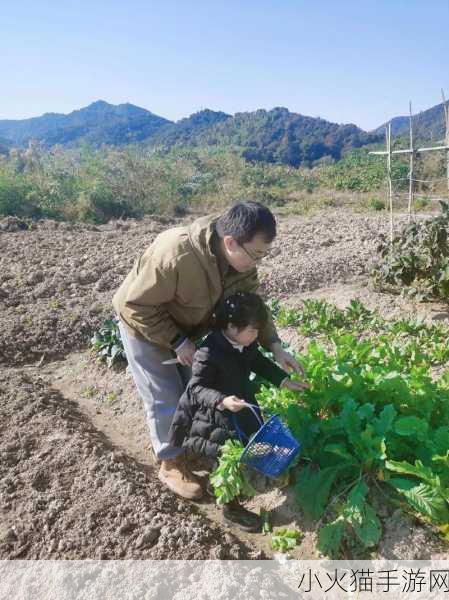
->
xmin=223 ymin=232 xmax=272 ymax=272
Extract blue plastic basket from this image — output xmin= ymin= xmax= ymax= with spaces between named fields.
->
xmin=232 ymin=403 xmax=301 ymax=479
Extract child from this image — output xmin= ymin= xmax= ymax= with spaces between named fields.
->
xmin=169 ymin=291 xmax=307 ymax=532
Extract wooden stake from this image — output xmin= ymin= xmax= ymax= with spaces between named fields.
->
xmin=408 ymin=101 xmax=414 ymax=222
xmin=386 ymin=123 xmax=393 ymax=242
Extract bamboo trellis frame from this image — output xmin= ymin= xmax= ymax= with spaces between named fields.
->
xmin=407 ymin=101 xmax=414 ymax=222
xmin=369 ymin=92 xmax=449 ymax=242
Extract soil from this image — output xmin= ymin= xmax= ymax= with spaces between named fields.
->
xmin=1 ymin=209 xmax=448 ymax=560
xmin=0 ymin=367 xmax=254 ymax=560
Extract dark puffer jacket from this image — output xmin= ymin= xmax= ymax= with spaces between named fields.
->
xmin=169 ymin=330 xmax=288 ymax=458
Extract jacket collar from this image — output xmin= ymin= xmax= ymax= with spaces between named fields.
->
xmin=186 ymin=215 xmax=223 ymax=300
xmin=209 ymin=329 xmax=258 ymax=355
xmin=221 ymin=330 xmax=244 ymax=352
xmin=187 ymin=214 xmax=219 ymax=267
xmin=210 ymin=228 xmax=229 ymax=280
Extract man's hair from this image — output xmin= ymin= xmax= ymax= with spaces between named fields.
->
xmin=214 ymin=292 xmax=268 ymax=332
xmin=215 ymin=201 xmax=276 ymax=244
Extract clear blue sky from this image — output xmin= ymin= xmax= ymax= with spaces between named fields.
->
xmin=2 ymin=1 xmax=448 ymax=130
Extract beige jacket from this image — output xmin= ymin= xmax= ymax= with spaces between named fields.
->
xmin=112 ymin=215 xmax=279 ymax=349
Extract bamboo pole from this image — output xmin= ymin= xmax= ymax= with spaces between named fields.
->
xmin=408 ymin=101 xmax=414 ymax=222
xmin=370 ymin=145 xmax=449 ymax=156
xmin=442 ymin=89 xmax=449 ymax=195
xmin=386 ymin=123 xmax=393 ymax=242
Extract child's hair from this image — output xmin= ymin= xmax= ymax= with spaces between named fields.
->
xmin=214 ymin=292 xmax=268 ymax=332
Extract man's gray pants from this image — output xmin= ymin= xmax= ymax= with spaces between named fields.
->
xmin=118 ymin=321 xmax=192 ymax=461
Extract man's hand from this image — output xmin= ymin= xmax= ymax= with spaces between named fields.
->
xmin=221 ymin=395 xmax=246 ymax=412
xmin=270 ymin=342 xmax=307 ymax=378
xmin=176 ymin=339 xmax=196 ymax=366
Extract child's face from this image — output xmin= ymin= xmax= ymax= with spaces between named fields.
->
xmin=226 ymin=323 xmax=259 ymax=346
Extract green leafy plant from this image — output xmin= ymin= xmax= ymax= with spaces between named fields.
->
xmin=372 ymin=201 xmax=449 ymax=301
xmin=255 ymin=300 xmax=449 ymax=557
xmin=270 ymin=298 xmax=449 ymax=369
xmin=209 ymin=440 xmax=256 ymax=505
xmin=90 ymin=318 xmax=126 ymax=367
xmin=317 ymin=481 xmax=381 ymax=558
xmin=386 ymin=459 xmax=449 ymax=523
xmin=270 ymin=528 xmax=302 ymax=552
xmin=275 ymin=298 xmax=379 ymax=337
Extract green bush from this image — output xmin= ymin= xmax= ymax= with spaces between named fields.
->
xmin=0 ymin=143 xmax=442 ymax=223
xmin=369 ymin=197 xmax=385 ymax=211
xmin=0 ymin=173 xmax=41 ymax=217
xmin=414 ymin=196 xmax=430 ymax=211
xmin=321 ymin=150 xmax=409 ymax=193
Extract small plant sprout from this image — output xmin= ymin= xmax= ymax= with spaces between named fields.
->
xmin=90 ymin=318 xmax=126 ymax=367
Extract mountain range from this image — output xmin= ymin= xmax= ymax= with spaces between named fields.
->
xmin=0 ymin=101 xmax=170 ymax=149
xmin=0 ymin=99 xmax=446 ymax=166
xmin=375 ymin=101 xmax=448 ymax=142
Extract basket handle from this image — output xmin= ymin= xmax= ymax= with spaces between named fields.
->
xmin=230 ymin=402 xmax=264 ymax=444
xmin=241 ymin=402 xmax=264 ymax=427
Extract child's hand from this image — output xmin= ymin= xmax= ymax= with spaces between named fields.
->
xmin=281 ymin=379 xmax=309 ymax=392
xmin=222 ymin=395 xmax=246 ymax=412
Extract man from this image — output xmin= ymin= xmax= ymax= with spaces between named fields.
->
xmin=113 ymin=201 xmax=305 ymax=500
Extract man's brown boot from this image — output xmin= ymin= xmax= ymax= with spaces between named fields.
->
xmin=158 ymin=455 xmax=203 ymax=500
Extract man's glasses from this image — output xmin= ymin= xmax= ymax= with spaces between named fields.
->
xmin=239 ymin=243 xmax=271 ymax=262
